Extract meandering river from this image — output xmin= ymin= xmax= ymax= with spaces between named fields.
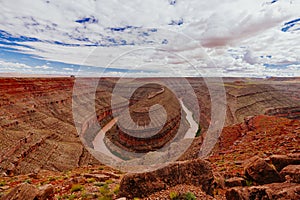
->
xmin=92 ymin=100 xmax=198 ymax=160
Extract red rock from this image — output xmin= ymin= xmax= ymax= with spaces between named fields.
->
xmin=0 ymin=183 xmax=39 ymax=200
xmin=244 ymin=156 xmax=283 ymax=185
xmin=225 ymin=183 xmax=300 ymax=200
xmin=280 ymin=165 xmax=300 ymax=183
xmin=270 ymin=154 xmax=300 ymax=172
xmin=38 ymin=184 xmax=54 ymax=200
xmin=118 ymin=158 xmax=214 ymax=198
xmin=225 ymin=177 xmax=246 ymax=188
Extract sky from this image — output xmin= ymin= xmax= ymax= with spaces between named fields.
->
xmin=0 ymin=0 xmax=299 ymax=77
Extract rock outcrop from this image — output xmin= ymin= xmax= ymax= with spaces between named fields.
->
xmin=226 ymin=183 xmax=300 ymax=200
xmin=225 ymin=154 xmax=300 ymax=200
xmin=225 ymin=177 xmax=246 ymax=188
xmin=118 ymin=158 xmax=214 ymax=198
xmin=244 ymin=156 xmax=284 ymax=185
xmin=0 ymin=183 xmax=54 ymax=200
xmin=280 ymin=165 xmax=300 ymax=183
xmin=270 ymin=154 xmax=300 ymax=171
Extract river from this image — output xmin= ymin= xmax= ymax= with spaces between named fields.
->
xmin=92 ymin=100 xmax=198 ymax=160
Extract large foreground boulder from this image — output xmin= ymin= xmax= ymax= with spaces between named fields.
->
xmin=0 ymin=183 xmax=54 ymax=200
xmin=226 ymin=183 xmax=300 ymax=200
xmin=118 ymin=158 xmax=214 ymax=198
xmin=244 ymin=156 xmax=283 ymax=184
xmin=270 ymin=154 xmax=300 ymax=171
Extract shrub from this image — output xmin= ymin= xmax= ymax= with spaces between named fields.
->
xmin=99 ymin=184 xmax=113 ymax=200
xmin=113 ymin=184 xmax=120 ymax=195
xmin=170 ymin=191 xmax=179 ymax=199
xmin=0 ymin=181 xmax=6 ymax=186
xmin=68 ymin=194 xmax=77 ymax=200
xmin=70 ymin=184 xmax=84 ymax=192
xmin=24 ymin=179 xmax=31 ymax=184
xmin=246 ymin=179 xmax=253 ymax=186
xmin=185 ymin=192 xmax=196 ymax=200
xmin=87 ymin=178 xmax=96 ymax=183
xmin=48 ymin=176 xmax=56 ymax=181
xmin=105 ymin=179 xmax=113 ymax=184
xmin=94 ymin=182 xmax=106 ymax=187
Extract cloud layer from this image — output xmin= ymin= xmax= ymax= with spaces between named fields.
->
xmin=0 ymin=0 xmax=299 ymax=77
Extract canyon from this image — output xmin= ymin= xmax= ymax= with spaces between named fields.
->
xmin=0 ymin=77 xmax=299 ymax=199
xmin=0 ymin=77 xmax=299 ymax=175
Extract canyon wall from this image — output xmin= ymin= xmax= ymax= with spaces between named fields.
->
xmin=0 ymin=77 xmax=299 ymax=175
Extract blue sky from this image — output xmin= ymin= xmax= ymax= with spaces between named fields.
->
xmin=0 ymin=0 xmax=299 ymax=77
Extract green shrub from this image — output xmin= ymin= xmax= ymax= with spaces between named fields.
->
xmin=48 ymin=176 xmax=56 ymax=181
xmin=87 ymin=178 xmax=96 ymax=183
xmin=94 ymin=182 xmax=106 ymax=187
xmin=113 ymin=184 xmax=120 ymax=195
xmin=24 ymin=179 xmax=31 ymax=184
xmin=105 ymin=179 xmax=113 ymax=184
xmin=99 ymin=184 xmax=113 ymax=200
xmin=246 ymin=179 xmax=253 ymax=186
xmin=170 ymin=191 xmax=179 ymax=199
xmin=70 ymin=184 xmax=84 ymax=192
xmin=185 ymin=192 xmax=196 ymax=200
xmin=68 ymin=194 xmax=76 ymax=200
xmin=0 ymin=181 xmax=6 ymax=186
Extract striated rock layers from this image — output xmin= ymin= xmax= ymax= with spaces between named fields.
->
xmin=118 ymin=158 xmax=214 ymax=198
xmin=0 ymin=77 xmax=299 ymax=175
xmin=106 ymin=83 xmax=183 ymax=153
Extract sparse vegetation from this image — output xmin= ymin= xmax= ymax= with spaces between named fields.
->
xmin=99 ymin=184 xmax=113 ymax=199
xmin=24 ymin=179 xmax=31 ymax=184
xmin=169 ymin=191 xmax=179 ymax=199
xmin=246 ymin=179 xmax=253 ymax=186
xmin=70 ymin=184 xmax=84 ymax=192
xmin=87 ymin=178 xmax=96 ymax=183
xmin=94 ymin=182 xmax=106 ymax=187
xmin=68 ymin=194 xmax=77 ymax=200
xmin=113 ymin=184 xmax=120 ymax=195
xmin=48 ymin=176 xmax=56 ymax=181
xmin=105 ymin=179 xmax=113 ymax=184
xmin=0 ymin=181 xmax=6 ymax=186
xmin=184 ymin=192 xmax=196 ymax=200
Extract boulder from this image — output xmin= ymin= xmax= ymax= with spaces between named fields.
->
xmin=38 ymin=184 xmax=54 ymax=200
xmin=0 ymin=183 xmax=54 ymax=200
xmin=118 ymin=158 xmax=214 ymax=198
xmin=244 ymin=156 xmax=283 ymax=184
xmin=280 ymin=165 xmax=300 ymax=183
xmin=225 ymin=177 xmax=246 ymax=188
xmin=270 ymin=154 xmax=300 ymax=171
xmin=0 ymin=183 xmax=39 ymax=200
xmin=226 ymin=183 xmax=300 ymax=200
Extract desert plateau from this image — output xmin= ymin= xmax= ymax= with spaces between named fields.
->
xmin=0 ymin=77 xmax=299 ymax=199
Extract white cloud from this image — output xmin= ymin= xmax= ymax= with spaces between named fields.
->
xmin=0 ymin=0 xmax=299 ymax=77
xmin=0 ymin=60 xmax=73 ymax=75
